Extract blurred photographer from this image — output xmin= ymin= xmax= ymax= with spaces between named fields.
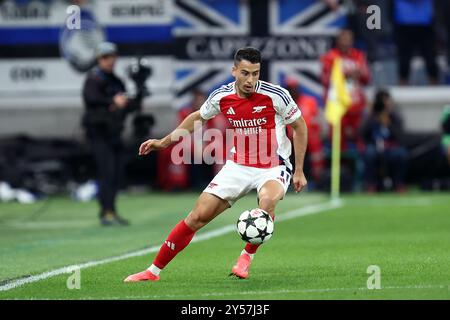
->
xmin=82 ymin=42 xmax=137 ymax=226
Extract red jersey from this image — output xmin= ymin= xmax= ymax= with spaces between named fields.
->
xmin=199 ymin=81 xmax=302 ymax=169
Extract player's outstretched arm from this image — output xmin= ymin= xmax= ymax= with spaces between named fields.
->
xmin=139 ymin=110 xmax=206 ymax=155
xmin=289 ymin=116 xmax=308 ymax=193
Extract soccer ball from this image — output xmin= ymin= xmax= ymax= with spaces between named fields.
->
xmin=236 ymin=208 xmax=274 ymax=244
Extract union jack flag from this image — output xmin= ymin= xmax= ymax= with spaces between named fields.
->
xmin=174 ymin=0 xmax=348 ymax=109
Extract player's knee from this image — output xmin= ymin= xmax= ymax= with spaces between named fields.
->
xmin=258 ymin=194 xmax=279 ymax=208
xmin=186 ymin=203 xmax=213 ymax=230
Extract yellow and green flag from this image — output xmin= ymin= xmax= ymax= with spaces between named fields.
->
xmin=324 ymin=57 xmax=352 ymax=200
xmin=325 ymin=57 xmax=352 ymax=125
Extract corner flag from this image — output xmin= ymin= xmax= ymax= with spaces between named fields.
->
xmin=325 ymin=58 xmax=352 ymax=199
xmin=325 ymin=58 xmax=352 ymax=125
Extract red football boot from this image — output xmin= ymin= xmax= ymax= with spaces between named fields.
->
xmin=230 ymin=254 xmax=252 ymax=279
xmin=124 ymin=270 xmax=160 ymax=282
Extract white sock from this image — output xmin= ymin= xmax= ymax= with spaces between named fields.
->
xmin=241 ymin=249 xmax=254 ymax=261
xmin=147 ymin=264 xmax=161 ymax=276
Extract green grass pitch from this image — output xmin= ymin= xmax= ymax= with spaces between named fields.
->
xmin=0 ymin=191 xmax=449 ymax=299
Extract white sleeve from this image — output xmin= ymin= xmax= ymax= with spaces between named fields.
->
xmin=199 ymin=92 xmax=221 ymax=120
xmin=273 ymin=87 xmax=302 ymax=124
xmin=281 ymin=100 xmax=302 ymax=124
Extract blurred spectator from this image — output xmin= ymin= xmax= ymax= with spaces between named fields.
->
xmin=347 ymin=1 xmax=377 ymax=62
xmin=156 ymin=143 xmax=189 ymax=191
xmin=321 ymin=29 xmax=371 ymax=151
xmin=347 ymin=1 xmax=386 ymax=62
xmin=442 ymin=105 xmax=450 ymax=166
xmin=441 ymin=0 xmax=450 ymax=84
xmin=446 ymin=1 xmax=450 ymax=84
xmin=178 ymin=89 xmax=231 ymax=189
xmin=284 ymin=77 xmax=325 ymax=186
xmin=178 ymin=89 xmax=211 ymax=190
xmin=361 ymin=89 xmax=408 ymax=193
xmin=156 ymin=90 xmax=204 ymax=191
xmin=393 ymin=0 xmax=439 ymax=85
xmin=82 ymin=42 xmax=135 ymax=226
xmin=324 ymin=0 xmax=393 ymax=63
xmin=158 ymin=89 xmax=230 ymax=191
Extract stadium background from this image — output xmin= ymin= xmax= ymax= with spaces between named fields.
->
xmin=0 ymin=0 xmax=449 ymax=300
xmin=1 ymin=0 xmax=449 ymax=194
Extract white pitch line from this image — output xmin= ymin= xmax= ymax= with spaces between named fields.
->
xmin=0 ymin=200 xmax=342 ymax=292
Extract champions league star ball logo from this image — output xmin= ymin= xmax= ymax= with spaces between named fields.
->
xmin=236 ymin=209 xmax=274 ymax=244
xmin=60 ymin=5 xmax=105 ymax=72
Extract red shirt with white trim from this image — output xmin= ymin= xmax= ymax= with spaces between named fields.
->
xmin=199 ymin=81 xmax=302 ymax=168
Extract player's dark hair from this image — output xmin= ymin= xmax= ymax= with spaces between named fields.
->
xmin=234 ymin=47 xmax=261 ymax=65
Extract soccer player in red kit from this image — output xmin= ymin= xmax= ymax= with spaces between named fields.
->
xmin=124 ymin=47 xmax=308 ymax=281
